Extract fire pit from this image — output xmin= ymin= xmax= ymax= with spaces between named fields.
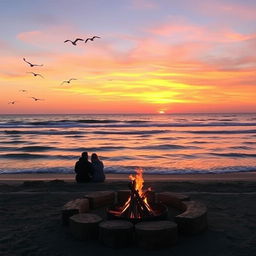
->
xmin=62 ymin=168 xmax=208 ymax=249
xmin=107 ymin=168 xmax=168 ymax=223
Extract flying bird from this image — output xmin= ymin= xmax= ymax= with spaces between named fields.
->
xmin=27 ymin=72 xmax=44 ymax=78
xmin=19 ymin=90 xmax=27 ymax=92
xmin=8 ymin=101 xmax=16 ymax=104
xmin=84 ymin=36 xmax=101 ymax=43
xmin=30 ymin=97 xmax=44 ymax=101
xmin=23 ymin=58 xmax=43 ymax=67
xmin=64 ymin=38 xmax=84 ymax=45
xmin=61 ymin=78 xmax=77 ymax=85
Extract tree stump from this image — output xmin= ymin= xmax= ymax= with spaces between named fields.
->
xmin=84 ymin=191 xmax=115 ymax=209
xmin=62 ymin=198 xmax=90 ymax=226
xmin=175 ymin=200 xmax=207 ymax=234
xmin=99 ymin=220 xmax=134 ymax=248
xmin=69 ymin=213 xmax=102 ymax=240
xmin=135 ymin=221 xmax=178 ymax=249
xmin=156 ymin=192 xmax=190 ymax=211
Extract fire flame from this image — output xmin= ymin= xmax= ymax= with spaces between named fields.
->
xmin=118 ymin=168 xmax=154 ymax=218
xmin=129 ymin=168 xmax=144 ymax=197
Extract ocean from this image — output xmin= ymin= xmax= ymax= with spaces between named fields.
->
xmin=0 ymin=113 xmax=256 ymax=175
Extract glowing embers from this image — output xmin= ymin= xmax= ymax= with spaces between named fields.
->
xmin=107 ymin=168 xmax=168 ymax=222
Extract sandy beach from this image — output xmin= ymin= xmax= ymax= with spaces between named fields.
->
xmin=1 ymin=173 xmax=256 ymax=256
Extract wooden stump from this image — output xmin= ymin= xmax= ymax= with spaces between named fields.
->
xmin=69 ymin=213 xmax=102 ymax=240
xmin=175 ymin=200 xmax=207 ymax=234
xmin=84 ymin=191 xmax=115 ymax=209
xmin=62 ymin=198 xmax=90 ymax=226
xmin=156 ymin=192 xmax=190 ymax=211
xmin=99 ymin=220 xmax=134 ymax=248
xmin=135 ymin=221 xmax=178 ymax=249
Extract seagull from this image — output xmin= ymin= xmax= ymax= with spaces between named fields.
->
xmin=84 ymin=36 xmax=101 ymax=43
xmin=19 ymin=90 xmax=27 ymax=92
xmin=61 ymin=78 xmax=77 ymax=85
xmin=64 ymin=38 xmax=84 ymax=45
xmin=23 ymin=58 xmax=43 ymax=67
xmin=27 ymin=72 xmax=44 ymax=78
xmin=8 ymin=101 xmax=16 ymax=104
xmin=30 ymin=97 xmax=44 ymax=101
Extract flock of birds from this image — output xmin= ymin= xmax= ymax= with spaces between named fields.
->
xmin=8 ymin=36 xmax=101 ymax=105
xmin=64 ymin=36 xmax=100 ymax=45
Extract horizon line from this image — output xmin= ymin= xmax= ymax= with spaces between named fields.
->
xmin=0 ymin=112 xmax=256 ymax=115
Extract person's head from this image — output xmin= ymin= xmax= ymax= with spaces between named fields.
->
xmin=81 ymin=151 xmax=88 ymax=159
xmin=91 ymin=153 xmax=99 ymax=162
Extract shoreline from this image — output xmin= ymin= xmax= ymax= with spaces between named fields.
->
xmin=1 ymin=171 xmax=256 ymax=184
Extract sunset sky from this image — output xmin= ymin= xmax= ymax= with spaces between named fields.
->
xmin=0 ymin=0 xmax=256 ymax=114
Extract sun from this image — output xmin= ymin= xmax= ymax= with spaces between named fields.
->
xmin=158 ymin=110 xmax=165 ymax=114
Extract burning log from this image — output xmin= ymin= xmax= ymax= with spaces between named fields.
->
xmin=122 ymin=180 xmax=154 ymax=219
xmin=108 ymin=168 xmax=167 ymax=222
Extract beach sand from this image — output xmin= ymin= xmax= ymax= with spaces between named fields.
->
xmin=1 ymin=173 xmax=256 ymax=256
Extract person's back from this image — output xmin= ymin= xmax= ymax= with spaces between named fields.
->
xmin=91 ymin=153 xmax=105 ymax=182
xmin=74 ymin=152 xmax=93 ymax=183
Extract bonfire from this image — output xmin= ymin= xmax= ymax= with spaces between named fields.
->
xmin=108 ymin=168 xmax=167 ymax=221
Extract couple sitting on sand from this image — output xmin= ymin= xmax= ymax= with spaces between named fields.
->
xmin=74 ymin=152 xmax=105 ymax=183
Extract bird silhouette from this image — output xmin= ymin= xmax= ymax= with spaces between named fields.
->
xmin=27 ymin=72 xmax=44 ymax=78
xmin=8 ymin=101 xmax=16 ymax=104
xmin=23 ymin=58 xmax=43 ymax=67
xmin=84 ymin=36 xmax=101 ymax=43
xmin=30 ymin=97 xmax=44 ymax=101
xmin=19 ymin=90 xmax=27 ymax=92
xmin=64 ymin=38 xmax=84 ymax=45
xmin=61 ymin=78 xmax=77 ymax=85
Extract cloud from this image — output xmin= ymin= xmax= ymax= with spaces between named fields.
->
xmin=148 ymin=20 xmax=255 ymax=43
xmin=199 ymin=0 xmax=256 ymax=20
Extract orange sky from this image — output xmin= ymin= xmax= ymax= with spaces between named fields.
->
xmin=1 ymin=0 xmax=256 ymax=114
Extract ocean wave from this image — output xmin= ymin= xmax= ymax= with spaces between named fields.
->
xmin=3 ymin=130 xmax=84 ymax=135
xmin=92 ymin=130 xmax=168 ymax=135
xmin=1 ymin=121 xmax=256 ymax=129
xmin=0 ymin=153 xmax=77 ymax=159
xmin=66 ymin=146 xmax=127 ymax=152
xmin=1 ymin=165 xmax=256 ymax=175
xmin=0 ymin=140 xmax=27 ymax=144
xmin=210 ymin=152 xmax=256 ymax=158
xmin=136 ymin=144 xmax=200 ymax=150
xmin=188 ymin=129 xmax=256 ymax=134
xmin=229 ymin=146 xmax=254 ymax=150
xmin=19 ymin=146 xmax=56 ymax=151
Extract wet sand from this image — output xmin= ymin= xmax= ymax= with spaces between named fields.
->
xmin=0 ymin=173 xmax=256 ymax=256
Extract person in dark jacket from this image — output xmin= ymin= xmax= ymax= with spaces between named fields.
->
xmin=74 ymin=152 xmax=93 ymax=183
xmin=91 ymin=153 xmax=105 ymax=182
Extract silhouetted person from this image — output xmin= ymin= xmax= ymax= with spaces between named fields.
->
xmin=74 ymin=152 xmax=93 ymax=183
xmin=91 ymin=153 xmax=105 ymax=182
